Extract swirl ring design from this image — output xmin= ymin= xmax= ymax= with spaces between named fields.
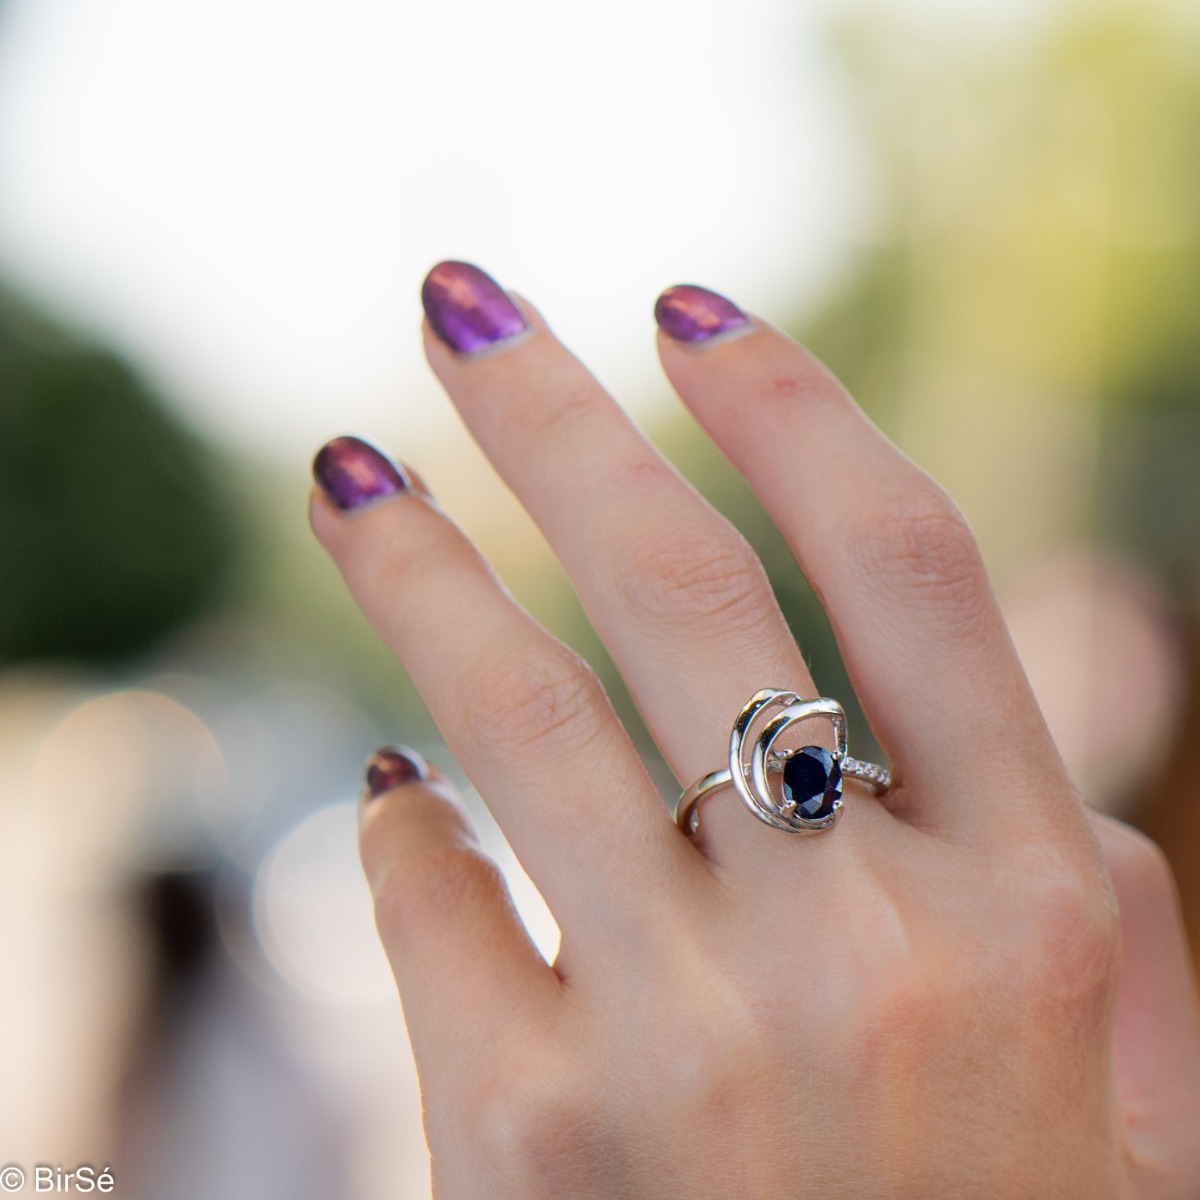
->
xmin=675 ymin=689 xmax=891 ymax=837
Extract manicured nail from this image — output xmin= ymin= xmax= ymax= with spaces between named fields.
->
xmin=312 ymin=435 xmax=409 ymax=511
xmin=654 ymin=284 xmax=749 ymax=344
xmin=365 ymin=746 xmax=430 ymax=797
xmin=421 ymin=260 xmax=527 ymax=354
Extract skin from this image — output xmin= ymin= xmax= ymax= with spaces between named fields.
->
xmin=310 ymin=294 xmax=1200 ymax=1199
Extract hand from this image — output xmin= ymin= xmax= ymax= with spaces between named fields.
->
xmin=309 ymin=263 xmax=1200 ymax=1199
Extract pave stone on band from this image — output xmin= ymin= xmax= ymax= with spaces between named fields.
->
xmin=675 ymin=689 xmax=891 ymax=836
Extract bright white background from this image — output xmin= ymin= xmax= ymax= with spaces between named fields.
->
xmin=0 ymin=0 xmax=1044 ymax=459
xmin=0 ymin=0 xmax=872 ymax=456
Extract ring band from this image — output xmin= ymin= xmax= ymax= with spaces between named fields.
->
xmin=676 ymin=689 xmax=891 ymax=836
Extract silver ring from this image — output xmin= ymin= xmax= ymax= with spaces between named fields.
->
xmin=675 ymin=689 xmax=891 ymax=836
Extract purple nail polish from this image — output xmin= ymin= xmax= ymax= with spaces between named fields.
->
xmin=366 ymin=746 xmax=430 ymax=797
xmin=421 ymin=260 xmax=527 ymax=354
xmin=313 ymin=436 xmax=408 ymax=511
xmin=654 ymin=284 xmax=749 ymax=344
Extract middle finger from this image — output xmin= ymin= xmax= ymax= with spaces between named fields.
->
xmin=421 ymin=262 xmax=821 ymax=805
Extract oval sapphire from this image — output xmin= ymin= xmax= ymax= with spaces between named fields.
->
xmin=781 ymin=746 xmax=842 ymax=821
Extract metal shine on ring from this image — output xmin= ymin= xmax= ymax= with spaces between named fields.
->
xmin=675 ymin=689 xmax=892 ymax=837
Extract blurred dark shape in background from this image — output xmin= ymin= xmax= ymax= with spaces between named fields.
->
xmin=115 ymin=868 xmax=352 ymax=1200
xmin=136 ymin=868 xmax=221 ymax=1031
xmin=0 ymin=286 xmax=238 ymax=665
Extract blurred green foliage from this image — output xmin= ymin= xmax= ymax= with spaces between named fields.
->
xmin=0 ymin=288 xmax=237 ymax=665
xmin=817 ymin=1 xmax=1200 ymax=585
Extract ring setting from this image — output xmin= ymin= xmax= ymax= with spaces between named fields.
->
xmin=675 ymin=689 xmax=891 ymax=836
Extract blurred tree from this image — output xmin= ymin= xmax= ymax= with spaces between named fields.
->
xmin=0 ymin=287 xmax=238 ymax=665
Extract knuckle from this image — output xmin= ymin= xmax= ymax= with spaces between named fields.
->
xmin=471 ymin=1061 xmax=616 ymax=1189
xmin=374 ymin=843 xmax=507 ymax=949
xmin=848 ymin=490 xmax=989 ymax=620
xmin=1020 ymin=868 xmax=1121 ymax=1007
xmin=617 ymin=521 xmax=774 ymax=631
xmin=854 ymin=969 xmax=945 ymax=1065
xmin=461 ymin=645 xmax=609 ymax=757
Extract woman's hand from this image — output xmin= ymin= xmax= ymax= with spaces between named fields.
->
xmin=309 ymin=263 xmax=1200 ymax=1198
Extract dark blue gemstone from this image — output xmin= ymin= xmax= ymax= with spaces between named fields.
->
xmin=781 ymin=746 xmax=842 ymax=821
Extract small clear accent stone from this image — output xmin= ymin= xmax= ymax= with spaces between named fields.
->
xmin=781 ymin=746 xmax=842 ymax=821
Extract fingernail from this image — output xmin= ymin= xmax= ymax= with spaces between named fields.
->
xmin=654 ymin=284 xmax=749 ymax=344
xmin=421 ymin=260 xmax=527 ymax=354
xmin=313 ymin=435 xmax=409 ymax=511
xmin=365 ymin=746 xmax=430 ymax=797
